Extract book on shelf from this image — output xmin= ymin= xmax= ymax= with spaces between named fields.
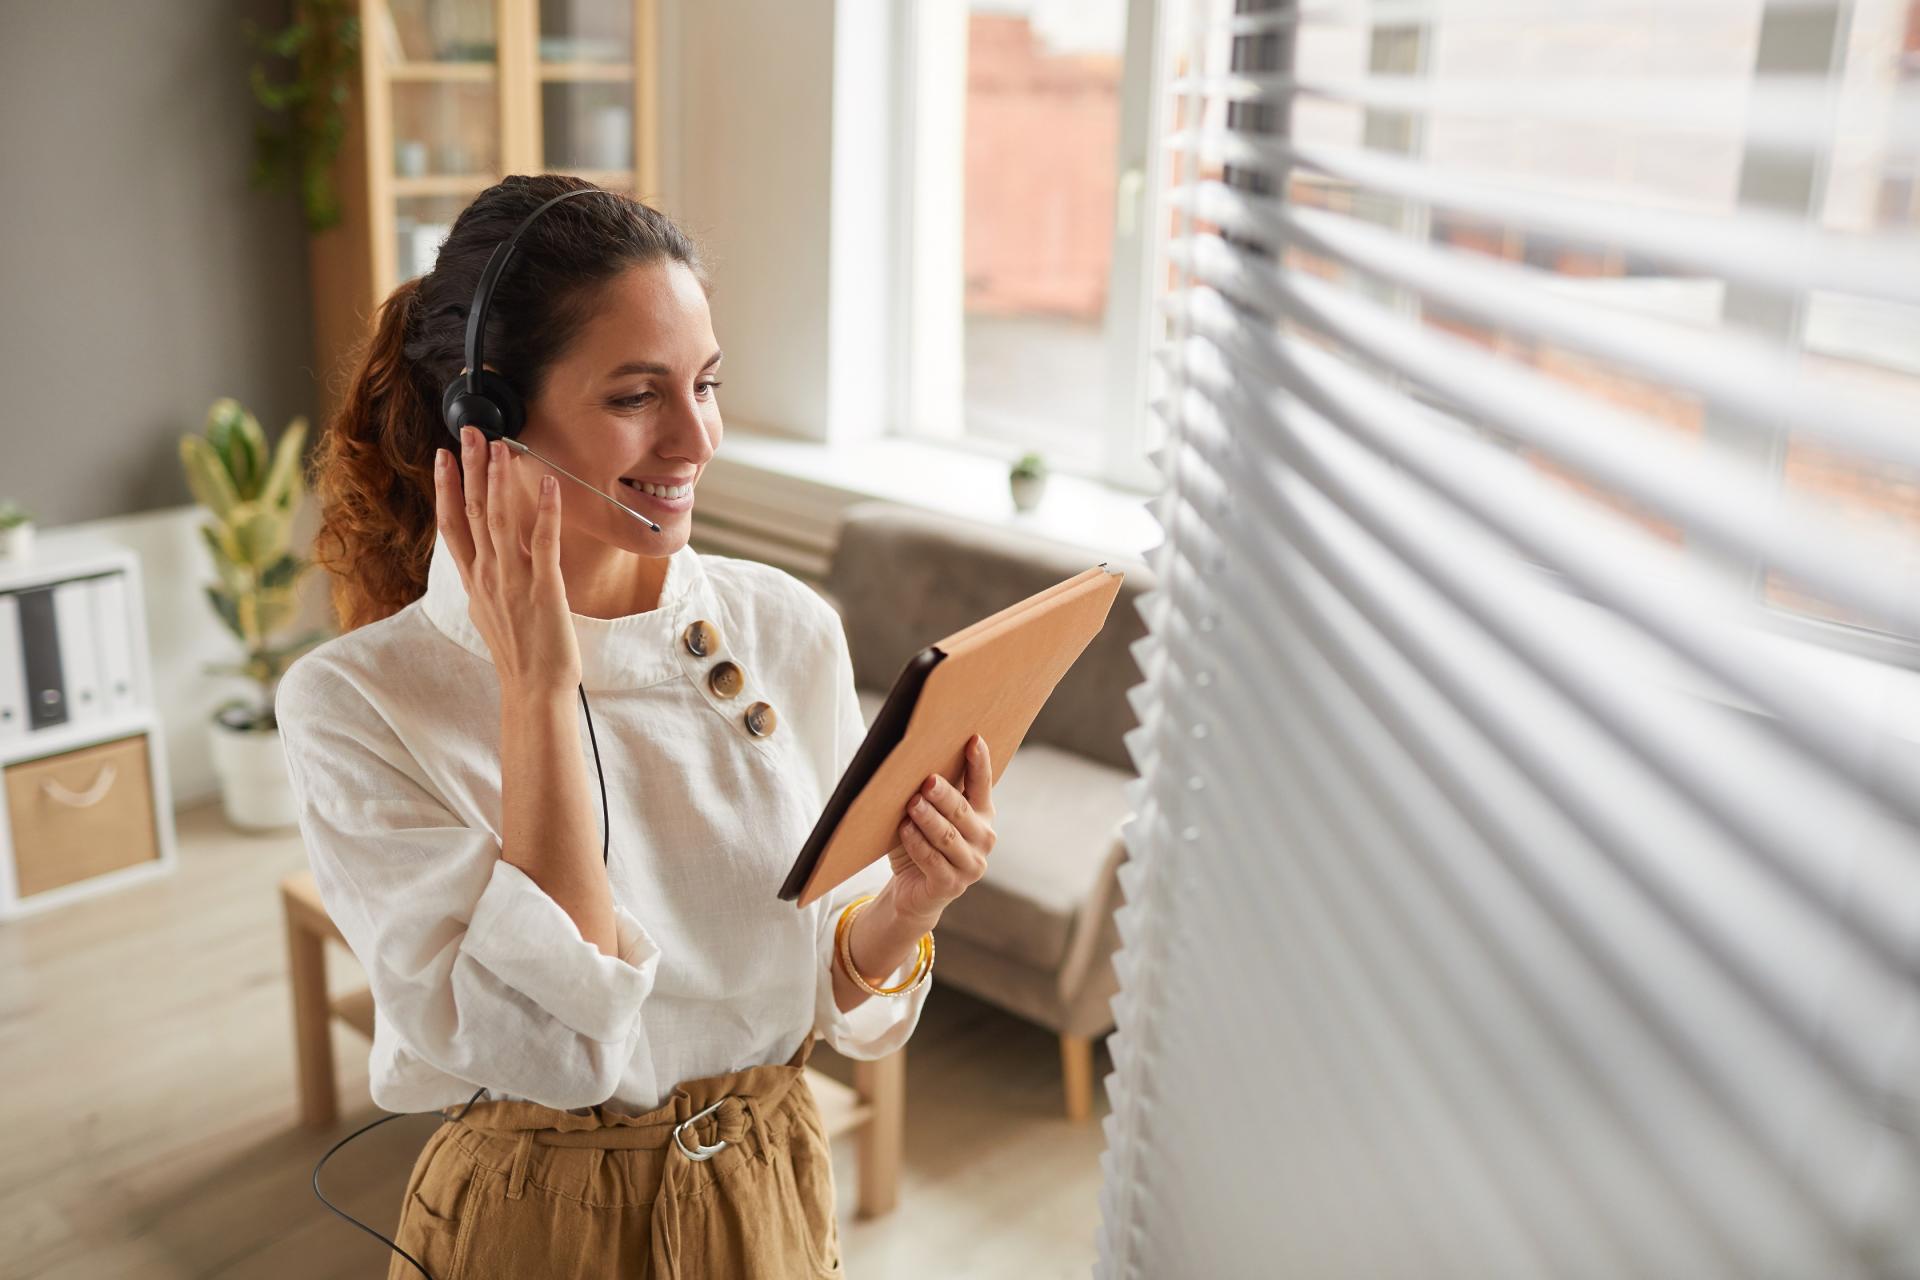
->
xmin=0 ymin=569 xmax=141 ymax=742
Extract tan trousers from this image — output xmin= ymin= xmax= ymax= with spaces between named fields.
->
xmin=389 ymin=1030 xmax=843 ymax=1279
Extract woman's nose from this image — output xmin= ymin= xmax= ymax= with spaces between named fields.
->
xmin=659 ymin=392 xmax=717 ymax=459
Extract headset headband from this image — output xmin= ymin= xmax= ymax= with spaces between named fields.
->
xmin=461 ymin=186 xmax=618 ymax=398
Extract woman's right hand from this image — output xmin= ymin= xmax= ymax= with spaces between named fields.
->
xmin=435 ymin=424 xmax=582 ymax=699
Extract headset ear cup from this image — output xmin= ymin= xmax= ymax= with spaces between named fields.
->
xmin=476 ymin=370 xmax=525 ymax=440
xmin=440 ymin=370 xmax=526 ymax=442
xmin=440 ymin=378 xmax=488 ymax=442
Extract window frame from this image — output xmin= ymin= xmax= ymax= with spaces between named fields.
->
xmin=892 ymin=0 xmax=1171 ymax=496
xmin=1705 ymin=0 xmax=1920 ymax=671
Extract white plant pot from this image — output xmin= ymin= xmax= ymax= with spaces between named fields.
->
xmin=0 ymin=522 xmax=34 ymax=561
xmin=1010 ymin=473 xmax=1048 ymax=512
xmin=209 ymin=718 xmax=299 ymax=831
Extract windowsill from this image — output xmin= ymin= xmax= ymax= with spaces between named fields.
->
xmin=708 ymin=425 xmax=1167 ymax=560
xmin=707 ymin=431 xmax=1920 ymax=776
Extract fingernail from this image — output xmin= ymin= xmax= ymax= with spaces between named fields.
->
xmin=434 ymin=450 xmax=445 ymax=471
xmin=542 ymin=474 xmax=555 ymax=494
xmin=911 ymin=796 xmax=926 ymax=811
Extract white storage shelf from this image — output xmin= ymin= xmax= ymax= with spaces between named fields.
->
xmin=0 ymin=546 xmax=177 ymax=919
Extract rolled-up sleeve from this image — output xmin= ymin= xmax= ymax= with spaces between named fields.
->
xmin=276 ymin=659 xmax=663 ymax=1110
xmin=807 ymin=601 xmax=930 ymax=1059
xmin=464 ymin=858 xmax=659 ymax=1043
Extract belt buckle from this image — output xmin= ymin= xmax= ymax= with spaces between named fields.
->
xmin=672 ymin=1096 xmax=731 ymax=1162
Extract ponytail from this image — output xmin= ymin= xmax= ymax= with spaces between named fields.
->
xmin=309 ymin=276 xmax=443 ymax=632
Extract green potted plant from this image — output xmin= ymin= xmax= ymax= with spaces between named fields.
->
xmin=0 ymin=499 xmax=34 ymax=562
xmin=1009 ymin=450 xmax=1049 ymax=512
xmin=180 ymin=398 xmax=330 ymax=830
xmin=245 ymin=0 xmax=361 ymax=234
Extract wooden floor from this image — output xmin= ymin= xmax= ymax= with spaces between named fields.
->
xmin=0 ymin=800 xmax=1111 ymax=1279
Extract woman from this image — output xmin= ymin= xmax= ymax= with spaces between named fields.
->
xmin=276 ymin=174 xmax=997 ymax=1278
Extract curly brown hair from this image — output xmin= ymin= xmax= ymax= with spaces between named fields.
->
xmin=308 ymin=174 xmax=710 ymax=631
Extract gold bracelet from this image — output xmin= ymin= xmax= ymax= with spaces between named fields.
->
xmin=837 ymin=896 xmax=931 ymax=996
xmin=846 ymin=915 xmax=932 ymax=997
xmin=835 ymin=894 xmax=934 ymax=997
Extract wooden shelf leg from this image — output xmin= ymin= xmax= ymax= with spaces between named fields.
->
xmin=851 ymin=1048 xmax=905 ymax=1219
xmin=1061 ymin=1033 xmax=1094 ymax=1123
xmin=285 ymin=894 xmax=338 ymax=1129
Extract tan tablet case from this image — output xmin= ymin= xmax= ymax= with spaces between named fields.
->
xmin=781 ymin=561 xmax=1127 ymax=909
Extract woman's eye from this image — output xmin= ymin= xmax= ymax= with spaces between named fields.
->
xmin=612 ymin=382 xmax=720 ymax=409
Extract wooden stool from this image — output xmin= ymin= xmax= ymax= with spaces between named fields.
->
xmin=282 ymin=868 xmax=906 ymax=1217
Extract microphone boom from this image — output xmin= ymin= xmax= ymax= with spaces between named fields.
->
xmin=501 ymin=437 xmax=665 ymax=533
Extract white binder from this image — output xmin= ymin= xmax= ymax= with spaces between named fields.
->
xmin=90 ymin=573 xmax=137 ymax=715
xmin=0 ymin=593 xmax=24 ymax=739
xmin=52 ymin=579 xmax=103 ymax=723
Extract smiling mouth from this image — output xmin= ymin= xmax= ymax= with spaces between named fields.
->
xmin=619 ymin=477 xmax=695 ymax=502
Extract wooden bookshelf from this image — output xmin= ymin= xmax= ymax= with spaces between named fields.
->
xmin=386 ymin=60 xmax=496 ymax=81
xmin=539 ymin=60 xmax=636 ymax=81
xmin=308 ymin=0 xmax=661 ymax=424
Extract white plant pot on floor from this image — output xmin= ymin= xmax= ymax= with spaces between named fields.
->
xmin=209 ymin=719 xmax=298 ymax=830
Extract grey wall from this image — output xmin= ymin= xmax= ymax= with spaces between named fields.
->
xmin=0 ymin=0 xmax=316 ymax=527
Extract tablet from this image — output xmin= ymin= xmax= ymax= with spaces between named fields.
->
xmin=777 ymin=646 xmax=943 ymax=902
xmin=778 ymin=561 xmax=1125 ymax=908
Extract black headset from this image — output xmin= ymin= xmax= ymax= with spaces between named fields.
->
xmin=436 ymin=183 xmax=663 ymax=535
xmin=315 ymin=183 xmax=633 ymax=1280
xmin=440 ymin=184 xmax=616 ymax=445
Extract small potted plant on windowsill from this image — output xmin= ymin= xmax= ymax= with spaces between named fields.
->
xmin=1010 ymin=451 xmax=1049 ymax=512
xmin=0 ymin=499 xmax=34 ymax=562
xmin=181 ymin=398 xmax=331 ymax=831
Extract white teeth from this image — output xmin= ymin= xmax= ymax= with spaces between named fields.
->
xmin=625 ymin=479 xmax=692 ymax=498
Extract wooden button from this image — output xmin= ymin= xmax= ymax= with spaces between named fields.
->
xmin=744 ymin=701 xmax=777 ymax=737
xmin=683 ymin=619 xmax=719 ymax=657
xmin=708 ymin=660 xmax=744 ymax=699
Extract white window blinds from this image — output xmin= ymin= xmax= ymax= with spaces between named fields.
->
xmin=1096 ymin=1 xmax=1920 ymax=1276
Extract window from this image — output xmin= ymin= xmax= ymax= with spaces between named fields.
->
xmin=898 ymin=0 xmax=1167 ymax=493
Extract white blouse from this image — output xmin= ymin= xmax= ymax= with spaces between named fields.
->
xmin=274 ymin=529 xmax=929 ymax=1115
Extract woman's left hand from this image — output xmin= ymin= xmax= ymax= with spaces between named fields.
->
xmin=886 ymin=734 xmax=998 ymax=926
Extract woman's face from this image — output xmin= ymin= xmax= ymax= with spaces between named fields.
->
xmin=513 ymin=258 xmax=722 ymax=557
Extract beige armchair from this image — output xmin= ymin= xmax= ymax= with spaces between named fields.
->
xmin=814 ymin=501 xmax=1153 ymax=1122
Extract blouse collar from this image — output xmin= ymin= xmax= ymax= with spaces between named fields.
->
xmin=421 ymin=529 xmax=713 ymax=691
